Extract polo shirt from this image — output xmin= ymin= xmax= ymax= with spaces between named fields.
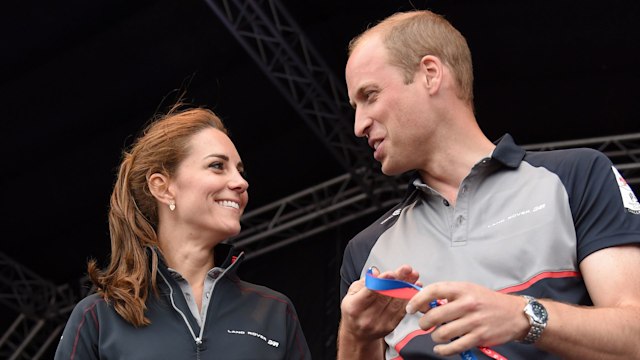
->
xmin=340 ymin=134 xmax=640 ymax=359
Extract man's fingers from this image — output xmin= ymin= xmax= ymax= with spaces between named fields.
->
xmin=428 ymin=316 xmax=472 ymax=344
xmin=433 ymin=333 xmax=478 ymax=357
xmin=347 ymin=278 xmax=365 ymax=294
xmin=407 ymin=282 xmax=464 ymax=314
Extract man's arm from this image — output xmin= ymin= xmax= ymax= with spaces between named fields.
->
xmin=535 ymin=244 xmax=640 ymax=359
xmin=406 ymin=244 xmax=640 ymax=359
xmin=338 ymin=265 xmax=419 ymax=360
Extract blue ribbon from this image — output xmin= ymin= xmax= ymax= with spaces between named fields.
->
xmin=364 ymin=267 xmax=478 ymax=360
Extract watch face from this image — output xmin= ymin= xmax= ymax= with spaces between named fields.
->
xmin=528 ymin=302 xmax=548 ymax=323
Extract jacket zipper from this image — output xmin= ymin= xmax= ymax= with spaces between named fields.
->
xmin=157 ymin=252 xmax=243 ymax=358
xmin=195 ymin=253 xmax=241 ymax=341
xmin=195 ymin=337 xmax=202 ymax=360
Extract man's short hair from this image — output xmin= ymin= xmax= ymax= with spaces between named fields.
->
xmin=349 ymin=10 xmax=474 ymax=107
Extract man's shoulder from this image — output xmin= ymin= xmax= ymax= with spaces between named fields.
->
xmin=525 ymin=146 xmax=609 ymax=166
xmin=344 ymin=191 xmax=418 ymax=263
xmin=350 ymin=200 xmax=411 ymax=244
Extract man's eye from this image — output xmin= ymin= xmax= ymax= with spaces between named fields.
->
xmin=365 ymin=91 xmax=377 ymax=102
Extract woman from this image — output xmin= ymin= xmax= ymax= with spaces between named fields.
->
xmin=55 ymin=107 xmax=311 ymax=359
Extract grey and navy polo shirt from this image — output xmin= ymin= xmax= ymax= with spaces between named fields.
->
xmin=340 ymin=134 xmax=640 ymax=359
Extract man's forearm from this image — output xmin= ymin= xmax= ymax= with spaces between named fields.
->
xmin=337 ymin=322 xmax=385 ymax=360
xmin=535 ymin=300 xmax=640 ymax=359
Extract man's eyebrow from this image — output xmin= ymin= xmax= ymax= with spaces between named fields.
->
xmin=349 ymin=85 xmax=368 ymax=109
xmin=355 ymin=83 xmax=378 ymax=104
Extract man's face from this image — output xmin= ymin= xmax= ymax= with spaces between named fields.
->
xmin=346 ymin=35 xmax=431 ymax=176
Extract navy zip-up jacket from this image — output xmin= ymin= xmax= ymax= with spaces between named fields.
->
xmin=54 ymin=244 xmax=311 ymax=359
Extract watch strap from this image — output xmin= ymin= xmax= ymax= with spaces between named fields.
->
xmin=521 ymin=295 xmax=547 ymax=344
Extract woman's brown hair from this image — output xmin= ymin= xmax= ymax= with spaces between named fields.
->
xmin=88 ymin=106 xmax=227 ymax=326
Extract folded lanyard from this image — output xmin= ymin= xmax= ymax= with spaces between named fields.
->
xmin=364 ymin=268 xmax=508 ymax=360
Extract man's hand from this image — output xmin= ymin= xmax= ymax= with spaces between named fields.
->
xmin=406 ymin=282 xmax=528 ymax=357
xmin=338 ymin=265 xmax=420 ymax=359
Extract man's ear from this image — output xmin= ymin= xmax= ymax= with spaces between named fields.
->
xmin=148 ymin=172 xmax=174 ymax=205
xmin=418 ymin=55 xmax=443 ymax=94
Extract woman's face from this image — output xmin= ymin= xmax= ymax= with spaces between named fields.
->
xmin=168 ymin=127 xmax=249 ymax=240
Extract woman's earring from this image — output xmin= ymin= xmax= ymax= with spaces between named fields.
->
xmin=169 ymin=201 xmax=176 ymax=211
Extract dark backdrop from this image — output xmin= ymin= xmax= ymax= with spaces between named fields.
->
xmin=1 ymin=1 xmax=639 ymax=358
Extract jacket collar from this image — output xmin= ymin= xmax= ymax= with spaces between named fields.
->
xmin=150 ymin=243 xmax=245 ymax=279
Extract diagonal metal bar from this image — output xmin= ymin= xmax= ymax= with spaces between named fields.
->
xmin=228 ymin=133 xmax=640 ymax=259
xmin=0 ymin=253 xmax=65 ymax=317
xmin=0 ymin=253 xmax=91 ymax=359
xmin=522 ymin=132 xmax=640 ymax=184
xmin=1 ymin=134 xmax=637 ymax=359
xmin=228 ymin=170 xmax=410 ymax=259
xmin=204 ymin=0 xmax=402 ymax=200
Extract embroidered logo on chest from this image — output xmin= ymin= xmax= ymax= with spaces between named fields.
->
xmin=226 ymin=329 xmax=280 ymax=347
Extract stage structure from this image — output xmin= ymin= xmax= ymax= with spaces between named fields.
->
xmin=203 ymin=0 xmax=407 ymax=205
xmin=0 ymin=253 xmax=91 ymax=360
xmin=2 ymin=133 xmax=638 ymax=359
xmin=1 ymin=0 xmax=639 ymax=357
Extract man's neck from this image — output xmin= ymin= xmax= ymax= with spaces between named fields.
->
xmin=417 ymin=125 xmax=495 ymax=206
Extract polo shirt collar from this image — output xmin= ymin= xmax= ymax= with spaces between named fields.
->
xmin=491 ymin=133 xmax=526 ymax=169
xmin=406 ymin=133 xmax=525 ymax=195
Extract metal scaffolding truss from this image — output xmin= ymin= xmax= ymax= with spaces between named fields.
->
xmin=228 ymin=133 xmax=640 ymax=258
xmin=522 ymin=132 xmax=640 ymax=184
xmin=203 ymin=0 xmax=386 ymax=197
xmin=2 ymin=134 xmax=637 ymax=358
xmin=0 ymin=252 xmax=90 ymax=360
xmin=3 ymin=0 xmax=639 ymax=355
xmin=227 ymin=169 xmax=410 ymax=259
xmin=202 ymin=0 xmax=640 ymax=257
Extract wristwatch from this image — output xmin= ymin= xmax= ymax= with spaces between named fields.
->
xmin=521 ymin=295 xmax=548 ymax=344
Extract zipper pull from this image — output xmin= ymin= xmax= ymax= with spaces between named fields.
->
xmin=195 ymin=337 xmax=203 ymax=360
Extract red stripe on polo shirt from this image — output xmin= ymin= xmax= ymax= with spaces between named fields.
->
xmin=394 ymin=328 xmax=433 ymax=357
xmin=499 ymin=270 xmax=580 ymax=294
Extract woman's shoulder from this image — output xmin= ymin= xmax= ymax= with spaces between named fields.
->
xmin=230 ymin=279 xmax=295 ymax=306
xmin=67 ymin=293 xmax=110 ymax=318
xmin=75 ymin=292 xmax=106 ymax=306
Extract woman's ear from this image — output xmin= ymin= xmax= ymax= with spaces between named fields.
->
xmin=148 ymin=173 xmax=174 ymax=206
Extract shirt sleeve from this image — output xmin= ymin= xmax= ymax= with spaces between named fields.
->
xmin=340 ymin=240 xmax=360 ymax=301
xmin=284 ymin=300 xmax=312 ymax=360
xmin=564 ymin=149 xmax=640 ymax=261
xmin=54 ymin=295 xmax=102 ymax=360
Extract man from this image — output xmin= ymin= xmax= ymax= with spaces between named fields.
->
xmin=339 ymin=10 xmax=640 ymax=359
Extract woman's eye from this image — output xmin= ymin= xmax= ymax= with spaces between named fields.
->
xmin=209 ymin=162 xmax=224 ymax=170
